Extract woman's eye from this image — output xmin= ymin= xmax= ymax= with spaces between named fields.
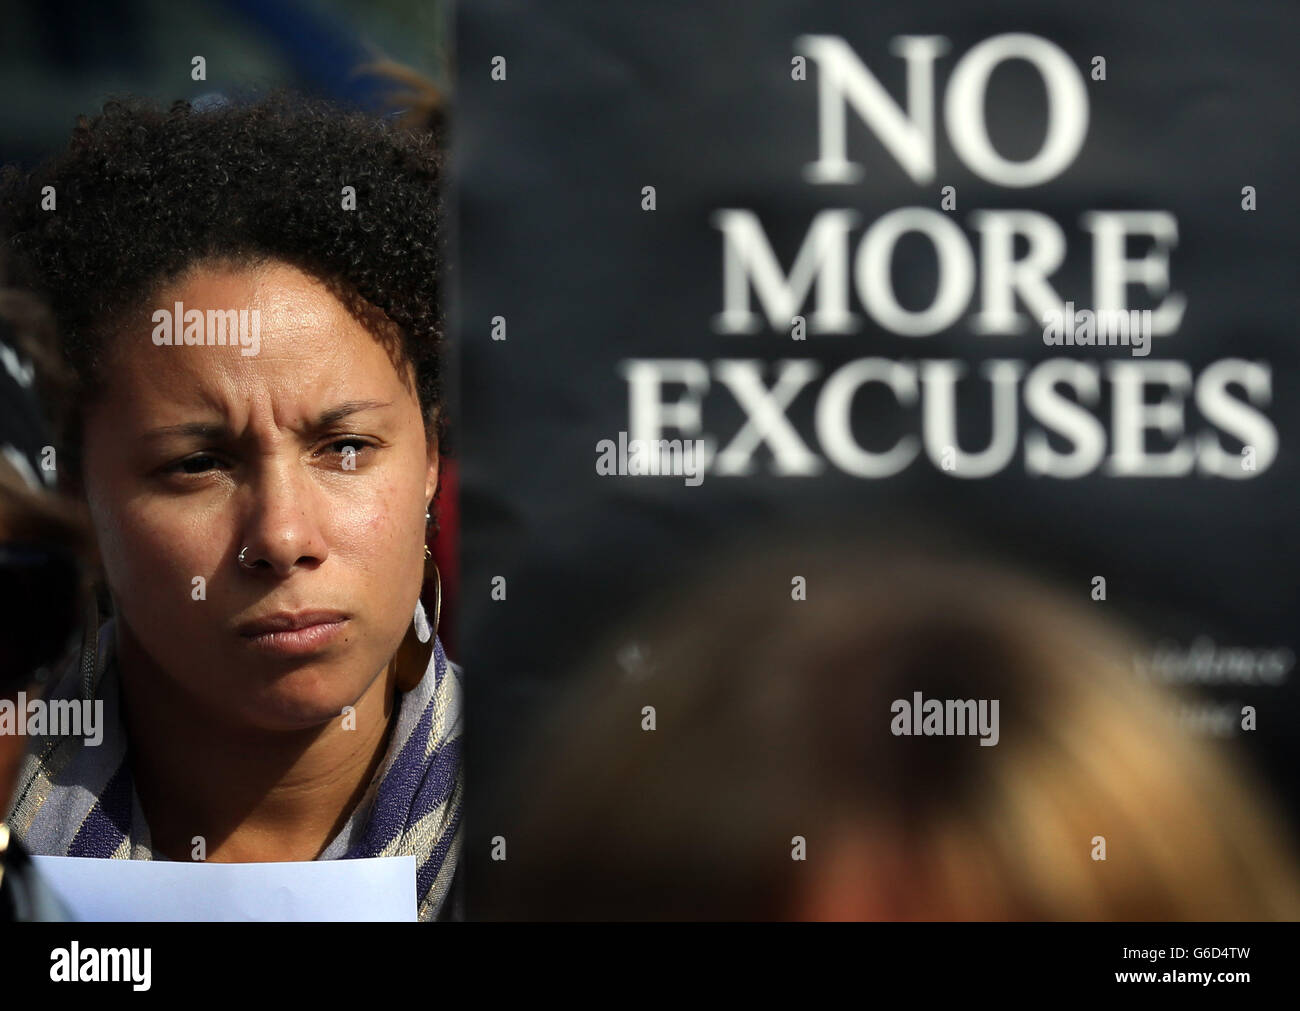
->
xmin=170 ymin=454 xmax=222 ymax=475
xmin=323 ymin=438 xmax=374 ymax=464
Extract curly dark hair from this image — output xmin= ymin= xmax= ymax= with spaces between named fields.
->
xmin=0 ymin=91 xmax=447 ymax=483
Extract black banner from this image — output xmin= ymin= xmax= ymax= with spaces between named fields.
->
xmin=455 ymin=0 xmax=1300 ymax=914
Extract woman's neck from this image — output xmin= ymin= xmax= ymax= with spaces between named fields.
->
xmin=114 ymin=622 xmax=398 ymax=863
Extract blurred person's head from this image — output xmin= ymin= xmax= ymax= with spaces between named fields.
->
xmin=487 ymin=543 xmax=1300 ymax=920
xmin=0 ymin=93 xmax=445 ymax=734
xmin=0 ymin=274 xmax=85 ymax=817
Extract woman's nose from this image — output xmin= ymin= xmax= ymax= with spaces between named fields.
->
xmin=235 ymin=466 xmax=329 ymax=577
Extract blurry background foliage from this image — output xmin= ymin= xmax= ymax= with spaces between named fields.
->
xmin=0 ymin=0 xmax=448 ymax=166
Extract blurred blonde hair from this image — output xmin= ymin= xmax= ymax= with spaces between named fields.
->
xmin=355 ymin=56 xmax=447 ymax=137
xmin=488 ymin=543 xmax=1300 ymax=920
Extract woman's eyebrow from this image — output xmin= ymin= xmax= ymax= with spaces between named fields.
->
xmin=141 ymin=401 xmax=393 ymax=442
xmin=142 ymin=421 xmax=228 ymax=442
xmin=310 ymin=400 xmax=393 ymax=429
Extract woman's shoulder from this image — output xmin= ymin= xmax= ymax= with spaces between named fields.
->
xmin=5 ymin=620 xmax=125 ymax=849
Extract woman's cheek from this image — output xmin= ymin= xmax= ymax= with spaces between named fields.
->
xmin=357 ymin=507 xmax=426 ymax=618
xmin=115 ymin=506 xmax=219 ymax=612
xmin=338 ymin=482 xmax=415 ymax=557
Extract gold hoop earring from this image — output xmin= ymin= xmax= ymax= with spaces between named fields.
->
xmin=428 ymin=558 xmax=441 ymax=639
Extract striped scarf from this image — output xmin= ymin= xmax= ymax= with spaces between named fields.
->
xmin=4 ymin=600 xmax=463 ymax=921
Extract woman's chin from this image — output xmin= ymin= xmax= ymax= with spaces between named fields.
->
xmin=232 ymin=676 xmax=372 ymax=733
xmin=241 ymin=698 xmax=356 ymax=733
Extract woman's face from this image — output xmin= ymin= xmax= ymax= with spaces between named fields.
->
xmin=81 ymin=259 xmax=438 ymax=731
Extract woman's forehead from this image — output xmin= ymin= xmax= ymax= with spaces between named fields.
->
xmin=97 ymin=262 xmax=420 ymax=425
xmin=157 ymin=260 xmax=349 ymax=328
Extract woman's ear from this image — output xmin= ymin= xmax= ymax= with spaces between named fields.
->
xmin=425 ymin=430 xmax=440 ymax=508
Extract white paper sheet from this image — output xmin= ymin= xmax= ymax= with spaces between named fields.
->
xmin=30 ymin=854 xmax=417 ymax=921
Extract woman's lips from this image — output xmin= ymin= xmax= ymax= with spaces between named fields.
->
xmin=238 ymin=612 xmax=349 ymax=657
